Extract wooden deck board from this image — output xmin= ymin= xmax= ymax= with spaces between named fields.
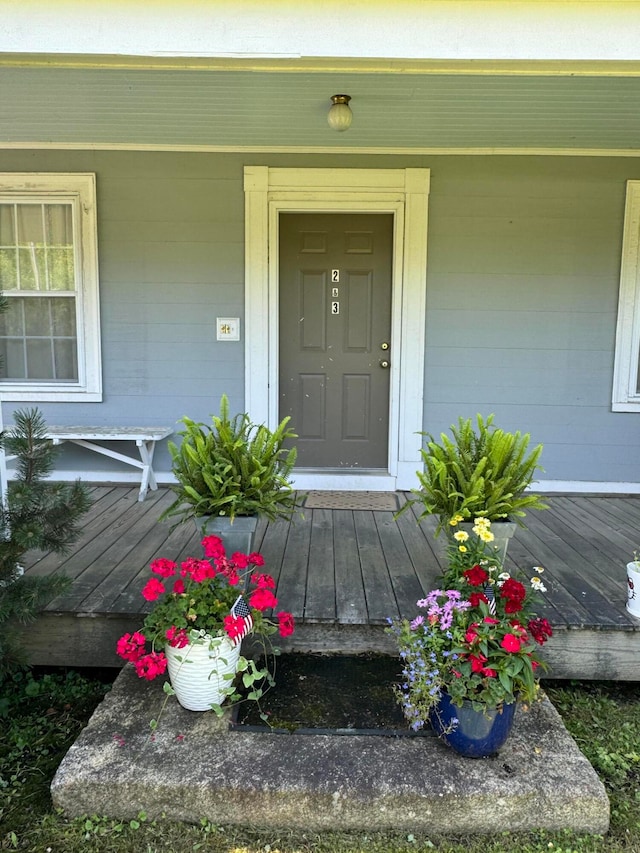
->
xmin=17 ymin=489 xmax=640 ymax=679
xmin=333 ymin=509 xmax=369 ymax=625
xmin=354 ymin=511 xmax=400 ymax=623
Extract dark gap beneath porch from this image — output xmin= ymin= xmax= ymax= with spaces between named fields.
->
xmin=231 ymin=652 xmax=432 ymax=736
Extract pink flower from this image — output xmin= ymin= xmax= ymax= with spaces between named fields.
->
xmin=249 ymin=587 xmax=278 ymax=612
xmin=501 ymin=633 xmax=523 ymax=653
xmin=181 ymin=558 xmax=214 ymax=583
xmin=248 ymin=552 xmax=265 ymax=566
xmin=142 ymin=577 xmax=165 ymax=601
xmin=172 ymin=578 xmax=185 ymax=594
xmin=165 ymin=626 xmax=190 ymax=648
xmin=277 ymin=611 xmax=295 ymax=637
xmin=223 ymin=614 xmax=249 ymax=640
xmin=150 ymin=558 xmax=177 ymax=578
xmin=231 ymin=552 xmax=249 ymax=569
xmin=201 ymin=535 xmax=225 ymax=559
xmin=116 ymin=631 xmax=146 ymax=662
xmin=251 ymin=572 xmax=276 ymax=590
xmin=134 ymin=651 xmax=167 ymax=680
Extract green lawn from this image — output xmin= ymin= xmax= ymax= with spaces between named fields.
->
xmin=1 ymin=671 xmax=638 ymax=853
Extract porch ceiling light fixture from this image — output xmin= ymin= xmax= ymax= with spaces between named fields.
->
xmin=328 ymin=94 xmax=352 ymax=132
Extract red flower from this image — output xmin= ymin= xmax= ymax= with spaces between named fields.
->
xmin=500 ymin=578 xmax=526 ymax=602
xmin=251 ymin=572 xmax=276 ymax=590
xmin=249 ymin=587 xmax=278 ymax=612
xmin=165 ymin=627 xmax=190 ymax=648
xmin=504 ymin=599 xmax=524 ymax=614
xmin=463 ymin=564 xmax=489 ymax=587
xmin=468 ymin=591 xmax=489 ymax=607
xmin=528 ymin=617 xmax=553 ymax=645
xmin=223 ymin=614 xmax=249 ymax=641
xmin=116 ymin=631 xmax=146 ymax=662
xmin=248 ymin=552 xmax=265 ymax=566
xmin=501 ymin=633 xmax=523 ymax=653
xmin=464 ymin=622 xmax=480 ymax=644
xmin=180 ymin=558 xmax=215 ymax=583
xmin=142 ymin=577 xmax=165 ymax=601
xmin=470 ymin=653 xmax=488 ymax=673
xmin=134 ymin=651 xmax=167 ymax=680
xmin=483 ymin=616 xmax=500 ymax=625
xmin=277 ymin=611 xmax=295 ymax=637
xmin=172 ymin=578 xmax=185 ymax=594
xmin=201 ymin=536 xmax=225 ymax=559
xmin=232 ymin=552 xmax=249 ymax=569
xmin=150 ymin=558 xmax=177 ymax=578
xmin=482 ymin=667 xmax=498 ymax=678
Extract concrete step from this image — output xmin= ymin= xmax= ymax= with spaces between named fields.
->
xmin=51 ymin=666 xmax=609 ymax=835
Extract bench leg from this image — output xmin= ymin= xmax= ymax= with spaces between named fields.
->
xmin=137 ymin=439 xmax=158 ymax=502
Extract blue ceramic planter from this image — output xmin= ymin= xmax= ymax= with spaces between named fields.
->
xmin=429 ymin=692 xmax=517 ymax=758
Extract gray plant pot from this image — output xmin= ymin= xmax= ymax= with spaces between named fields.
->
xmin=458 ymin=520 xmax=518 ymax=566
xmin=193 ymin=514 xmax=259 ymax=557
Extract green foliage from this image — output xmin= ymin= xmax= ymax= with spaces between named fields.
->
xmin=0 ymin=408 xmax=92 ymax=679
xmin=0 ymin=671 xmax=638 ymax=851
xmin=161 ymin=394 xmax=298 ymax=524
xmin=406 ymin=414 xmax=547 ymax=534
xmin=0 ymin=669 xmax=110 ymax=834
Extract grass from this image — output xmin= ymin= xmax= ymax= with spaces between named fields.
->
xmin=0 ymin=670 xmax=639 ymax=853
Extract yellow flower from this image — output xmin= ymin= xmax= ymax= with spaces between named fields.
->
xmin=478 ymin=529 xmax=495 ymax=543
xmin=458 ymin=545 xmax=468 ymax=553
xmin=474 ymin=516 xmax=490 ymax=528
xmin=453 ymin=531 xmax=469 ymax=542
xmin=449 ymin=514 xmax=464 ymax=527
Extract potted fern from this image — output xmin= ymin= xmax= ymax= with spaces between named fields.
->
xmin=405 ymin=414 xmax=546 ymax=560
xmin=160 ymin=395 xmax=298 ymax=554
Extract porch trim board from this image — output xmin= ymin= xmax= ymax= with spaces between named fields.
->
xmin=244 ymin=166 xmax=430 ymax=492
xmin=4 ymin=142 xmax=640 ymax=158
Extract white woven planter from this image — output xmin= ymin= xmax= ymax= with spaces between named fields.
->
xmin=165 ymin=633 xmax=241 ymax=711
xmin=626 ymin=562 xmax=640 ymax=619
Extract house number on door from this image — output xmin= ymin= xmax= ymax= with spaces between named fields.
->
xmin=331 ymin=301 xmax=340 ymax=314
xmin=332 ymin=270 xmax=340 ymax=283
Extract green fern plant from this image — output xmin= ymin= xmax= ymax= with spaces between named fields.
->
xmin=406 ymin=414 xmax=547 ymax=535
xmin=160 ymin=395 xmax=298 ymax=524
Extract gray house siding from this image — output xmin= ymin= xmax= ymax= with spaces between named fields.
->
xmin=0 ymin=149 xmax=639 ymax=485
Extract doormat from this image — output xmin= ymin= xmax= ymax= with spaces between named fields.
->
xmin=304 ymin=491 xmax=398 ymax=511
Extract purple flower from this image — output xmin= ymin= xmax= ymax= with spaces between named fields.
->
xmin=410 ymin=615 xmax=425 ymax=630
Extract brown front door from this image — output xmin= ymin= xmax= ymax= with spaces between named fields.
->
xmin=279 ymin=213 xmax=393 ymax=469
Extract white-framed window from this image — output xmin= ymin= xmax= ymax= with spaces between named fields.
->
xmin=613 ymin=180 xmax=640 ymax=412
xmin=0 ymin=173 xmax=101 ymax=402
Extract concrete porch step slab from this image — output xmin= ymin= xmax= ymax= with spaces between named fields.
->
xmin=51 ymin=666 xmax=609 ymax=835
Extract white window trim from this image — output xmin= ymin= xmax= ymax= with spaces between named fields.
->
xmin=613 ymin=180 xmax=640 ymax=412
xmin=0 ymin=172 xmax=102 ymax=402
xmin=244 ymin=166 xmax=430 ymax=490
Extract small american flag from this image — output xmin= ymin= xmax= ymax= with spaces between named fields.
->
xmin=230 ymin=595 xmax=254 ymax=645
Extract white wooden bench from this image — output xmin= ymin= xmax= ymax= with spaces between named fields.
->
xmin=0 ymin=425 xmax=173 ymax=503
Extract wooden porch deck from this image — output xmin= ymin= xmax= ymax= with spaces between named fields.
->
xmin=19 ymin=486 xmax=640 ymax=680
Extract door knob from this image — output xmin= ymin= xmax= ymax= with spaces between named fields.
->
xmin=380 ymin=359 xmax=390 ymax=369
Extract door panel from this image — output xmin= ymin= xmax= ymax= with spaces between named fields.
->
xmin=279 ymin=213 xmax=393 ymax=469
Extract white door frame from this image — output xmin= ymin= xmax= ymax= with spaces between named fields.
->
xmin=244 ymin=166 xmax=430 ymax=491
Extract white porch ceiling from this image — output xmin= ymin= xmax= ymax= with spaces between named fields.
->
xmin=2 ymin=65 xmax=640 ymax=152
